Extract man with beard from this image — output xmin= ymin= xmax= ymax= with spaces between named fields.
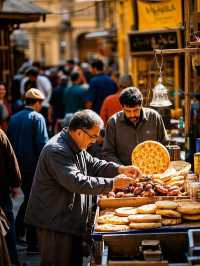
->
xmin=102 ymin=87 xmax=168 ymax=165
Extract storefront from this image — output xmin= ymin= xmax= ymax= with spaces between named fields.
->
xmin=117 ymin=0 xmax=183 ymax=110
xmin=129 ymin=29 xmax=183 ymax=110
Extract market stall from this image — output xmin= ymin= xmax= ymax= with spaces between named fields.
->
xmin=91 ymin=141 xmax=200 ymax=265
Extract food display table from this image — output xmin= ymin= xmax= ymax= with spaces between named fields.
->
xmin=91 ymin=202 xmax=200 ymax=265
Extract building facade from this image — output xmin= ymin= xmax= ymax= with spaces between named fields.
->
xmin=20 ymin=0 xmax=117 ymax=66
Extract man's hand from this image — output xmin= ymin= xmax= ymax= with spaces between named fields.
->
xmin=118 ymin=165 xmax=141 ymax=178
xmin=112 ymin=174 xmax=135 ymax=191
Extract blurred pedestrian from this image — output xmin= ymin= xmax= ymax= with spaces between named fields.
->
xmin=49 ymin=75 xmax=68 ymax=134
xmin=100 ymin=74 xmax=133 ymax=125
xmin=20 ymin=67 xmax=52 ymax=121
xmin=63 ymin=71 xmax=87 ymax=114
xmin=85 ymin=59 xmax=117 ymax=113
xmin=7 ymin=88 xmax=49 ymax=254
xmin=0 ymin=81 xmax=11 ymax=131
xmin=0 ymin=129 xmax=21 ymax=265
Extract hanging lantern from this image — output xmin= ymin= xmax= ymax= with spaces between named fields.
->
xmin=150 ymin=77 xmax=172 ymax=108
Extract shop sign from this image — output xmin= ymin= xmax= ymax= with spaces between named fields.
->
xmin=129 ymin=30 xmax=180 ymax=53
xmin=137 ymin=0 xmax=183 ymax=31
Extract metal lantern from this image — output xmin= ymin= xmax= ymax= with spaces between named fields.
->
xmin=150 ymin=77 xmax=172 ymax=107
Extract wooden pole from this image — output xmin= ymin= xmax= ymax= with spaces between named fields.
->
xmin=0 ymin=0 xmax=4 ymax=10
xmin=184 ymin=0 xmax=191 ymax=139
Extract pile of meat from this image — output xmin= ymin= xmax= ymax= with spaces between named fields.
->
xmin=108 ymin=177 xmax=185 ymax=198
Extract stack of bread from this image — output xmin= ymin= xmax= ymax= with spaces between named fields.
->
xmin=95 ymin=200 xmax=200 ymax=232
xmin=128 ymin=204 xmax=162 ymax=230
xmin=177 ymin=201 xmax=200 ymax=221
xmin=155 ymin=201 xmax=182 ymax=225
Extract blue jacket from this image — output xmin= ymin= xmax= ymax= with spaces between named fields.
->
xmin=7 ymin=107 xmax=48 ymax=175
xmin=87 ymin=73 xmax=117 ymax=113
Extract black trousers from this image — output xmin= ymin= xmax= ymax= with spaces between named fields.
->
xmin=15 ymin=175 xmax=37 ymax=248
xmin=37 ymin=228 xmax=83 ymax=266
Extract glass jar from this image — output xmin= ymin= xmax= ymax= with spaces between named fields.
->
xmin=189 ymin=182 xmax=200 ymax=201
xmin=186 ymin=174 xmax=197 ymax=194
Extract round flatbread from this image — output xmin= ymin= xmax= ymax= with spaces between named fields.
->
xmin=137 ymin=204 xmax=157 ymax=214
xmin=129 ymin=222 xmax=162 ymax=230
xmin=97 ymin=214 xmax=129 ymax=225
xmin=155 ymin=201 xmax=178 ymax=210
xmin=95 ymin=224 xmax=129 ymax=232
xmin=177 ymin=202 xmax=200 ymax=215
xmin=161 ymin=218 xmax=182 ymax=225
xmin=115 ymin=207 xmax=138 ymax=217
xmin=100 ymin=209 xmax=115 ymax=216
xmin=128 ymin=214 xmax=162 ymax=223
xmin=131 ymin=141 xmax=170 ymax=174
xmin=156 ymin=209 xmax=181 ymax=218
xmin=182 ymin=214 xmax=200 ymax=221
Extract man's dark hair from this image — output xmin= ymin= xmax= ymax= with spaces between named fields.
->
xmin=67 ymin=59 xmax=75 ymax=65
xmin=91 ymin=59 xmax=104 ymax=71
xmin=25 ymin=67 xmax=39 ymax=77
xmin=119 ymin=87 xmax=143 ymax=107
xmin=0 ymin=81 xmax=6 ymax=86
xmin=25 ymin=98 xmax=42 ymax=105
xmin=70 ymin=72 xmax=80 ymax=82
xmin=69 ymin=109 xmax=104 ymax=131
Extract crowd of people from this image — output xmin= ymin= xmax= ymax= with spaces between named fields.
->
xmin=0 ymin=58 xmax=169 ymax=266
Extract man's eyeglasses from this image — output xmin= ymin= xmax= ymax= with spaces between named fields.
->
xmin=81 ymin=128 xmax=98 ymax=140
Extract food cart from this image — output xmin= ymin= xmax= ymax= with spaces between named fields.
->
xmin=91 ymin=198 xmax=200 ymax=266
xmin=90 ymin=142 xmax=200 ymax=265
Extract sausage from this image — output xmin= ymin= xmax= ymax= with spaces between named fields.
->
xmin=167 ymin=189 xmax=180 ymax=196
xmin=108 ymin=191 xmax=115 ymax=198
xmin=148 ymin=188 xmax=155 ymax=197
xmin=133 ymin=187 xmax=143 ymax=196
xmin=155 ymin=185 xmax=168 ymax=195
xmin=145 ymin=183 xmax=153 ymax=191
xmin=115 ymin=191 xmax=125 ymax=198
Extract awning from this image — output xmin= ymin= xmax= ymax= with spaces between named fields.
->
xmin=85 ymin=31 xmax=110 ymax=38
xmin=85 ymin=28 xmax=116 ymax=39
xmin=0 ymin=0 xmax=49 ymax=23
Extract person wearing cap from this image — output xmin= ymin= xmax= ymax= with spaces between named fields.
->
xmin=7 ymin=88 xmax=49 ymax=254
xmin=100 ymin=74 xmax=133 ymax=125
xmin=20 ymin=66 xmax=52 ymax=121
xmin=102 ymin=87 xmax=168 ymax=165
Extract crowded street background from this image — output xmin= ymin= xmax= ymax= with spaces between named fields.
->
xmin=1 ymin=0 xmax=200 ymax=265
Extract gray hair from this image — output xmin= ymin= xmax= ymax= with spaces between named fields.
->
xmin=68 ymin=109 xmax=104 ymax=131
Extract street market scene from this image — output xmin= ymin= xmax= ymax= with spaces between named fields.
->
xmin=1 ymin=0 xmax=200 ymax=265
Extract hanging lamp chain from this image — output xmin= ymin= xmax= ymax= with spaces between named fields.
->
xmin=154 ymin=49 xmax=163 ymax=80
